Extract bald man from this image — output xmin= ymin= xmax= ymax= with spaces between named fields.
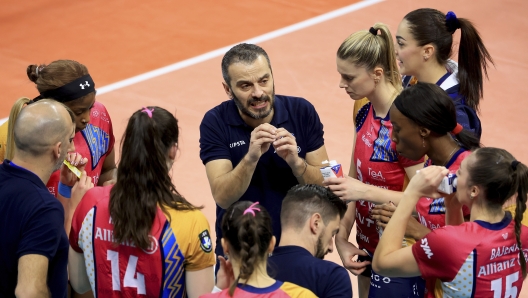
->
xmin=0 ymin=99 xmax=75 ymax=298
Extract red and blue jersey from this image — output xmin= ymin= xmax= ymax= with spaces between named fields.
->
xmin=47 ymin=101 xmax=114 ymax=195
xmin=70 ymin=186 xmax=215 ymax=297
xmin=416 ymin=149 xmax=471 ymax=231
xmin=354 ymin=102 xmax=423 ymax=253
xmin=200 ymin=281 xmax=316 ymax=298
xmin=412 ymin=212 xmax=528 ymax=298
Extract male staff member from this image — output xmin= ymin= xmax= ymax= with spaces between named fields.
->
xmin=200 ymin=43 xmax=328 ymax=262
xmin=0 ymin=100 xmax=75 ymax=297
xmin=269 ymin=185 xmax=351 ymax=298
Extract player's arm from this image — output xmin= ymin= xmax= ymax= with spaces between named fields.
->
xmin=15 ymin=255 xmax=50 ymax=298
xmin=186 ymin=267 xmax=215 ymax=298
xmin=205 ymin=123 xmax=276 ymax=209
xmin=68 ymin=247 xmax=91 ymax=294
xmin=373 ymin=166 xmax=448 ymax=277
xmin=98 ymin=147 xmax=117 ymax=186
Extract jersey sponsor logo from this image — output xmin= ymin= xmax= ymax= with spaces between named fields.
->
xmin=503 ymin=233 xmax=509 ymax=240
xmin=356 ymin=225 xmax=369 ymax=244
xmin=142 ymin=235 xmax=159 ymax=254
xmin=81 ymin=123 xmax=110 ymax=170
xmin=417 ymin=212 xmax=441 ymax=230
xmin=368 ymin=167 xmax=386 ymax=182
xmin=479 ymin=258 xmax=517 ymax=277
xmin=229 ymin=140 xmax=246 ymax=148
xmin=421 ymin=238 xmax=433 ymax=259
xmin=199 ymin=230 xmax=213 ymax=253
xmin=371 ymin=273 xmax=391 ymax=286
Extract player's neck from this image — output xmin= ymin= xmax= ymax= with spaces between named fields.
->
xmin=367 ymin=82 xmax=398 ymax=118
xmin=427 ymin=135 xmax=460 ymax=166
xmin=10 ymin=155 xmax=53 ymax=185
xmin=416 ymin=62 xmax=448 ymax=85
xmin=231 ymin=259 xmax=276 ymax=288
xmin=279 ymin=229 xmax=316 ymax=256
xmin=470 ymin=202 xmax=506 ymax=224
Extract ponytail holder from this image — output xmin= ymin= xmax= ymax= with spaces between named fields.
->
xmin=35 ymin=65 xmax=41 ymax=77
xmin=369 ymin=27 xmax=378 ymax=36
xmin=451 ymin=123 xmax=463 ymax=135
xmin=243 ymin=202 xmax=261 ymax=217
xmin=141 ymin=106 xmax=154 ymax=118
xmin=511 ymin=160 xmax=520 ymax=171
xmin=445 ymin=11 xmax=461 ymax=34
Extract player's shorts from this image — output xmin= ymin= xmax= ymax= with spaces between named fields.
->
xmin=368 ymin=268 xmax=425 ymax=298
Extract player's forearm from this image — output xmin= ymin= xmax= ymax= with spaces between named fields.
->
xmin=375 ymin=190 xmax=417 ymax=259
xmin=362 ymin=185 xmax=404 ymax=205
xmin=336 ymin=204 xmax=356 ymax=244
xmin=211 ymin=154 xmax=258 ymax=209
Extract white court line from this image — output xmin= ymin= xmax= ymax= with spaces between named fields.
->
xmin=0 ymin=0 xmax=382 ymax=125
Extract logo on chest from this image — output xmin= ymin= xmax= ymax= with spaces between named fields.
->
xmin=81 ymin=124 xmax=110 ymax=171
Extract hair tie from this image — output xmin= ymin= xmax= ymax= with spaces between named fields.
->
xmin=445 ymin=11 xmax=461 ymax=34
xmin=369 ymin=27 xmax=378 ymax=36
xmin=451 ymin=123 xmax=463 ymax=135
xmin=35 ymin=65 xmax=41 ymax=77
xmin=141 ymin=106 xmax=154 ymax=118
xmin=511 ymin=160 xmax=520 ymax=171
xmin=243 ymin=202 xmax=261 ymax=217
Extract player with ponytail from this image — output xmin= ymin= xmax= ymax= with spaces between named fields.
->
xmin=373 ymin=148 xmax=528 ymax=298
xmin=202 ymin=201 xmax=316 ymax=297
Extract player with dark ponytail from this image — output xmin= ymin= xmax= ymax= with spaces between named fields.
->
xmin=202 ymin=201 xmax=316 ymax=297
xmin=396 ymin=8 xmax=494 ymax=138
xmin=373 ymin=148 xmax=528 ymax=298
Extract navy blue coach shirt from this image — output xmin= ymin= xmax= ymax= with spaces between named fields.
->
xmin=0 ymin=160 xmax=68 ymax=297
xmin=269 ymin=246 xmax=353 ymax=298
xmin=199 ymin=95 xmax=325 ymax=259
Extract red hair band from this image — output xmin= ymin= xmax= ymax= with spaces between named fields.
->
xmin=451 ymin=123 xmax=463 ymax=135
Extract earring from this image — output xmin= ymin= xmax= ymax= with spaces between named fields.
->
xmin=423 ymin=56 xmax=428 ymax=61
xmin=422 ymin=137 xmax=425 ymax=148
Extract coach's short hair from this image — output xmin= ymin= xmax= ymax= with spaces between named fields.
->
xmin=280 ymin=184 xmax=346 ymax=230
xmin=221 ymin=43 xmax=272 ymax=86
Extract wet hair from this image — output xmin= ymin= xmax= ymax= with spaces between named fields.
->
xmin=393 ymin=82 xmax=481 ymax=150
xmin=221 ymin=43 xmax=272 ymax=86
xmin=337 ymin=23 xmax=402 ymax=92
xmin=110 ymin=106 xmax=200 ymax=250
xmin=403 ymin=8 xmax=494 ymax=112
xmin=5 ymin=97 xmax=32 ymax=160
xmin=281 ymin=184 xmax=346 ymax=229
xmin=221 ymin=201 xmax=273 ymax=296
xmin=27 ymin=59 xmax=94 ymax=103
xmin=467 ymin=147 xmax=527 ymax=278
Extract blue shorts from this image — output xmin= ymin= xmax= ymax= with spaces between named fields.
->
xmin=368 ymin=269 xmax=425 ymax=298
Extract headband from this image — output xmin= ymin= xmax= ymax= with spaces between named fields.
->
xmin=34 ymin=74 xmax=95 ymax=103
xmin=445 ymin=11 xmax=461 ymax=34
xmin=369 ymin=27 xmax=378 ymax=36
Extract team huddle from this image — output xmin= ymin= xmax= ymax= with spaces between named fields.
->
xmin=1 ymin=7 xmax=527 ymax=298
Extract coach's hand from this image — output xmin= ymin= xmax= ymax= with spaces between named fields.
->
xmin=335 ymin=239 xmax=371 ymax=275
xmin=272 ymin=127 xmax=300 ymax=167
xmin=247 ymin=124 xmax=277 ymax=163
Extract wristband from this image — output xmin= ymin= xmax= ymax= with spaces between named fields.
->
xmin=293 ymin=158 xmax=308 ymax=178
xmin=58 ymin=182 xmax=73 ymax=199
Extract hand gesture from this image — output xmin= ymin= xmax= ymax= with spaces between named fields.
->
xmin=324 ymin=176 xmax=367 ymax=202
xmin=247 ymin=124 xmax=277 ymax=163
xmin=272 ymin=128 xmax=299 ymax=166
xmin=215 ymin=255 xmax=234 ymax=290
xmin=60 ymin=152 xmax=88 ymax=186
xmin=336 ymin=240 xmax=371 ymax=276
xmin=70 ymin=171 xmax=94 ymax=212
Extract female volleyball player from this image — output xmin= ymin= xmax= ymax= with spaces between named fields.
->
xmin=373 ymin=149 xmax=528 ymax=298
xmin=69 ymin=106 xmax=215 ymax=297
xmin=201 ymin=201 xmax=316 ymax=297
xmin=396 ymin=8 xmax=494 ymax=138
xmin=329 ymin=23 xmax=424 ymax=298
